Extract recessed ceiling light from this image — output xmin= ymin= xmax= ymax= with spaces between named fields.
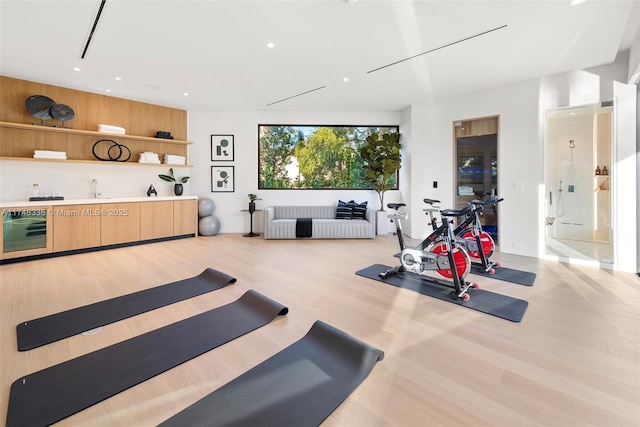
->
xmin=343 ymin=77 xmax=350 ymax=82
xmin=73 ymin=67 xmax=81 ymax=71
xmin=183 ymin=92 xmax=189 ymax=96
xmin=266 ymin=42 xmax=275 ymax=48
xmin=569 ymin=0 xmax=586 ymax=6
xmin=106 ymin=89 xmax=112 ymax=92
xmin=115 ymin=76 xmax=122 ymax=81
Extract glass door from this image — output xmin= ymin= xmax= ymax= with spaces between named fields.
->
xmin=454 ymin=116 xmax=499 ymax=244
xmin=544 ymin=101 xmax=613 ymax=265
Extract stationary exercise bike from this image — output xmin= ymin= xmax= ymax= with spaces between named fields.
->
xmin=420 ymin=196 xmax=503 ymax=274
xmin=380 ymin=202 xmax=479 ymax=301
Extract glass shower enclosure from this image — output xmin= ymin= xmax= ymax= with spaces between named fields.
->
xmin=544 ymin=101 xmax=614 ymax=265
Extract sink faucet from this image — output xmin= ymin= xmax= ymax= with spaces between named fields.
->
xmin=91 ymin=179 xmax=101 ymax=198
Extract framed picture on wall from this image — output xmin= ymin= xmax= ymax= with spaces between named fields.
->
xmin=211 ymin=134 xmax=234 ymax=161
xmin=211 ymin=166 xmax=235 ymax=192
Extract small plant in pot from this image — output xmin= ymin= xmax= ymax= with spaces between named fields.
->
xmin=248 ymin=193 xmax=262 ymax=213
xmin=159 ymin=168 xmax=190 ymax=196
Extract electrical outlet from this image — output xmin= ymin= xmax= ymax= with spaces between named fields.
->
xmin=433 ymin=181 xmax=438 ymax=188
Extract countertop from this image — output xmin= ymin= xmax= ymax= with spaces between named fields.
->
xmin=1 ymin=195 xmax=197 ymax=209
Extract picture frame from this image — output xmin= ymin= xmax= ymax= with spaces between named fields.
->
xmin=211 ymin=166 xmax=235 ymax=192
xmin=211 ymin=134 xmax=234 ymax=161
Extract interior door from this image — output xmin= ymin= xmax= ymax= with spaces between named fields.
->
xmin=453 ymin=116 xmax=499 ymax=244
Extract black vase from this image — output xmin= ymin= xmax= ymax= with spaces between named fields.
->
xmin=174 ymin=183 xmax=184 ymax=196
xmin=248 ymin=201 xmax=256 ymax=213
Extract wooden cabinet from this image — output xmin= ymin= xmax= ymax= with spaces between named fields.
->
xmin=53 ymin=205 xmax=101 ymax=252
xmin=174 ymin=199 xmax=198 ymax=236
xmin=455 ymin=117 xmax=498 ymax=138
xmin=0 ymin=198 xmax=196 ymax=261
xmin=140 ymin=201 xmax=174 ymax=240
xmin=100 ymin=202 xmax=141 ymax=245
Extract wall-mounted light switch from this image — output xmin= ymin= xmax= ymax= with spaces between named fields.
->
xmin=433 ymin=181 xmax=438 ymax=188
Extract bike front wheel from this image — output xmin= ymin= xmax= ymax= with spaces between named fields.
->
xmin=459 ymin=230 xmax=495 ymax=259
xmin=429 ymin=242 xmax=471 ymax=279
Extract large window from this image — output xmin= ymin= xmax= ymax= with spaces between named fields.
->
xmin=258 ymin=125 xmax=399 ymax=189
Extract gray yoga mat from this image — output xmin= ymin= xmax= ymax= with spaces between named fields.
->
xmin=16 ymin=267 xmax=236 ymax=351
xmin=470 ymin=264 xmax=536 ymax=286
xmin=357 ymin=264 xmax=528 ymax=322
xmin=160 ymin=320 xmax=384 ymax=427
xmin=6 ymin=290 xmax=288 ymax=427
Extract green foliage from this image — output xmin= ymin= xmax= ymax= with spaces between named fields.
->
xmin=158 ymin=168 xmax=189 ymax=183
xmin=248 ymin=193 xmax=262 ymax=201
xmin=258 ymin=125 xmax=399 ymax=191
xmin=259 ymin=126 xmax=298 ymax=188
xmin=358 ymin=132 xmax=402 ymax=209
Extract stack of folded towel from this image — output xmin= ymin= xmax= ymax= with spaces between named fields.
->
xmin=98 ymin=124 xmax=126 ymax=134
xmin=458 ymin=186 xmax=475 ymax=196
xmin=34 ymin=150 xmax=67 ymax=160
xmin=138 ymin=152 xmax=161 ymax=164
xmin=164 ymin=154 xmax=186 ymax=165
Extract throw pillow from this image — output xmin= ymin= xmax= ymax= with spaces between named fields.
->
xmin=352 ymin=201 xmax=367 ymax=219
xmin=336 ymin=200 xmax=352 ymax=219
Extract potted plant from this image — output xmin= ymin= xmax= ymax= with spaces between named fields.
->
xmin=159 ymin=168 xmax=190 ymax=196
xmin=359 ymin=132 xmax=402 ymax=209
xmin=359 ymin=132 xmax=401 ymax=235
xmin=248 ymin=193 xmax=262 ymax=213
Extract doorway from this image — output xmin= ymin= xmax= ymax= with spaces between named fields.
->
xmin=544 ymin=102 xmax=614 ymax=265
xmin=453 ymin=116 xmax=499 ymax=244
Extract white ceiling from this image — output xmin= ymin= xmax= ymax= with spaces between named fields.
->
xmin=1 ymin=0 xmax=638 ymax=112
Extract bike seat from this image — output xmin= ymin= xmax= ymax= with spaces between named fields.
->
xmin=387 ymin=203 xmax=406 ymax=210
xmin=440 ymin=204 xmax=474 ymax=217
xmin=423 ymin=198 xmax=440 ymax=205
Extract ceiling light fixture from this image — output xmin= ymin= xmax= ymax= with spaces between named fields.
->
xmin=106 ymin=89 xmax=112 ymax=92
xmin=343 ymin=77 xmax=350 ymax=82
xmin=73 ymin=67 xmax=81 ymax=72
xmin=115 ymin=76 xmax=121 ymax=81
xmin=266 ymin=42 xmax=275 ymax=48
xmin=183 ymin=92 xmax=189 ymax=96
xmin=368 ymin=24 xmax=508 ymax=74
xmin=569 ymin=0 xmax=586 ymax=6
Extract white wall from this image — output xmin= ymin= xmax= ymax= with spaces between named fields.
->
xmin=187 ymin=110 xmax=403 ymax=234
xmin=406 ymin=79 xmax=542 ymax=258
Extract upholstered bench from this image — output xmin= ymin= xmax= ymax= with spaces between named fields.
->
xmin=263 ymin=205 xmax=375 ymax=239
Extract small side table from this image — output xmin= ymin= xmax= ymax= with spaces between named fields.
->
xmin=241 ymin=209 xmax=262 ymax=237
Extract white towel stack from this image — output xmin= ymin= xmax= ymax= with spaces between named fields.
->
xmin=98 ymin=124 xmax=126 ymax=134
xmin=138 ymin=151 xmax=161 ymax=164
xmin=458 ymin=186 xmax=475 ymax=196
xmin=34 ymin=150 xmax=67 ymax=160
xmin=164 ymin=154 xmax=186 ymax=165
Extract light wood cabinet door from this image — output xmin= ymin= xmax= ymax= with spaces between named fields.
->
xmin=140 ymin=201 xmax=174 ymax=240
xmin=100 ymin=203 xmax=141 ymax=245
xmin=174 ymin=199 xmax=197 ymax=236
xmin=53 ymin=205 xmax=101 ymax=251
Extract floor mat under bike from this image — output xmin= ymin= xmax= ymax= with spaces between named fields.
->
xmin=470 ymin=264 xmax=536 ymax=286
xmin=356 ymin=264 xmax=528 ymax=322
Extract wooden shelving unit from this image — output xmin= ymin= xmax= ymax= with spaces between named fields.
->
xmin=0 ymin=76 xmax=191 ymax=166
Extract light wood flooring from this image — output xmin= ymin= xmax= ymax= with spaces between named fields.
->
xmin=1 ymin=234 xmax=639 ymax=426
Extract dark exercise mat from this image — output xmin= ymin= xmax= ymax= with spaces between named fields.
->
xmin=17 ymin=267 xmax=236 ymax=351
xmin=470 ymin=264 xmax=536 ymax=286
xmin=160 ymin=320 xmax=384 ymax=427
xmin=356 ymin=264 xmax=528 ymax=322
xmin=6 ymin=289 xmax=288 ymax=427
